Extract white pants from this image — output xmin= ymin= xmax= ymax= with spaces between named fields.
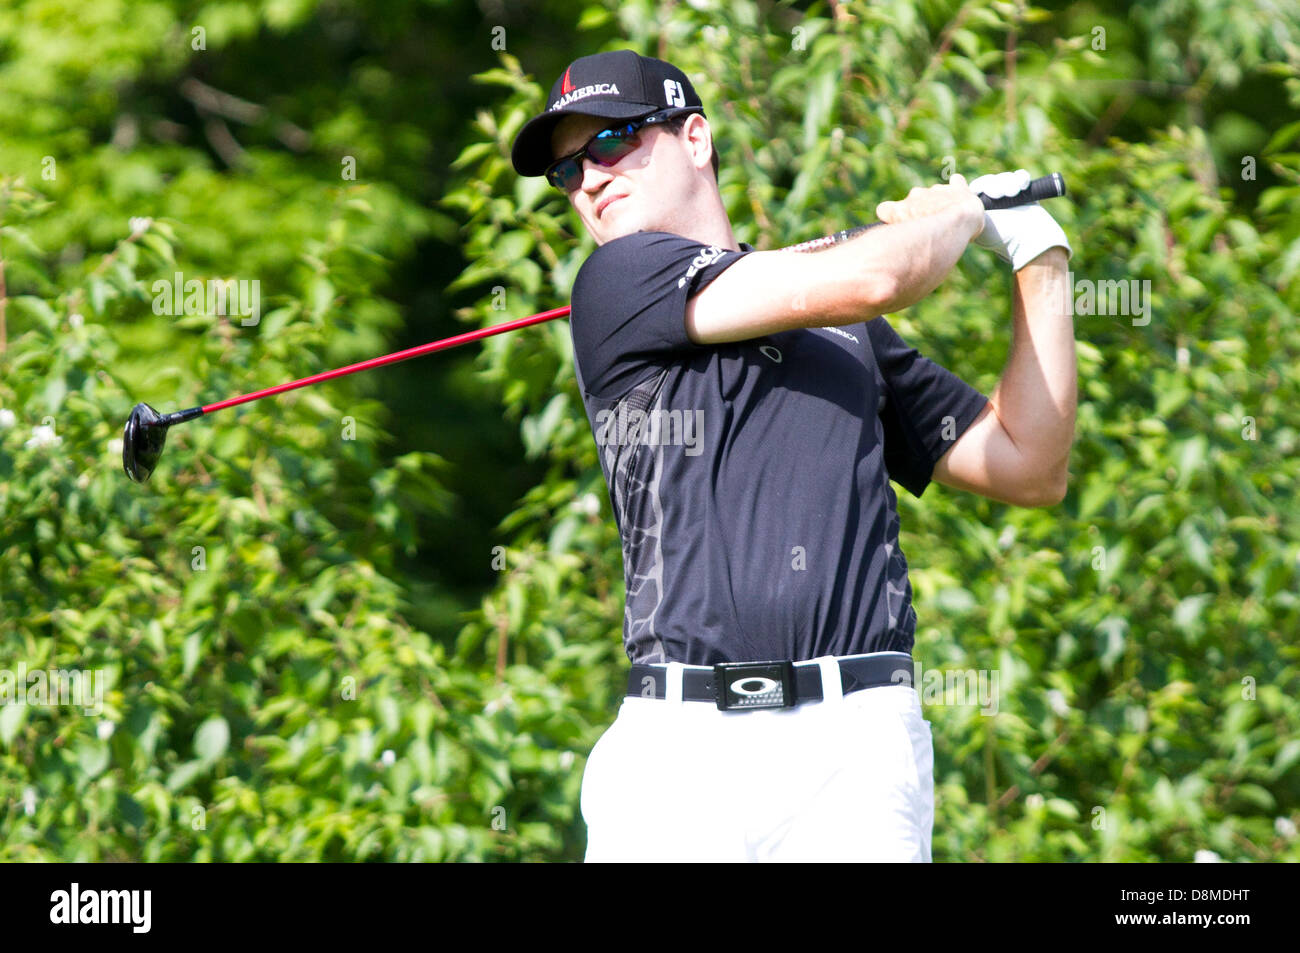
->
xmin=581 ymin=658 xmax=934 ymax=862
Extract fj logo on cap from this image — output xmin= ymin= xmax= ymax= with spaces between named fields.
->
xmin=550 ymin=82 xmax=621 ymax=111
xmin=664 ymin=79 xmax=685 ymax=107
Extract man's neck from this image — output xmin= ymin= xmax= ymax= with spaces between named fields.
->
xmin=653 ymin=201 xmax=739 ymax=251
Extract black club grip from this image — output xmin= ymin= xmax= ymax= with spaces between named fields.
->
xmin=980 ymin=172 xmax=1067 ymax=210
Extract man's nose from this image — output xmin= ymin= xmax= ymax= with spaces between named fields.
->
xmin=579 ymin=159 xmax=614 ymax=192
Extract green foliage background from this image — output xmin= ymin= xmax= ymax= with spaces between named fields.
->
xmin=1 ymin=0 xmax=1298 ymax=861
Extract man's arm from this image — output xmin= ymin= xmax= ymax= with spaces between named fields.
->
xmin=685 ymin=177 xmax=984 ymax=345
xmin=931 ymin=248 xmax=1075 ymax=507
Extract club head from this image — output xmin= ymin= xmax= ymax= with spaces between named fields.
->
xmin=122 ymin=402 xmax=168 ymax=483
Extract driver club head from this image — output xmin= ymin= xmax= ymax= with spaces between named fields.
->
xmin=122 ymin=402 xmax=169 ymax=483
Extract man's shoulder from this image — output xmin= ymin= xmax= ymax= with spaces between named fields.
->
xmin=574 ymin=230 xmax=728 ymax=301
xmin=575 ymin=230 xmax=734 ymax=295
xmin=579 ymin=230 xmax=709 ymax=266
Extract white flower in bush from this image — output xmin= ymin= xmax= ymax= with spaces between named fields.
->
xmin=997 ymin=525 xmax=1016 ymax=550
xmin=1046 ymin=689 xmax=1070 ymax=717
xmin=0 ymin=408 xmax=15 ymax=430
xmin=97 ymin=721 xmax=115 ymax=740
xmin=380 ymin=749 xmax=396 ymax=767
xmin=1276 ymin=817 xmax=1297 ymax=839
xmin=25 ymin=425 xmax=61 ymax=449
xmin=69 ymin=312 xmax=84 ymax=329
xmin=1194 ymin=849 xmax=1222 ymax=863
xmin=128 ymin=216 xmax=153 ymax=236
xmin=571 ymin=493 xmax=600 ymax=516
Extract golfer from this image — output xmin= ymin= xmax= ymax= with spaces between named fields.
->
xmin=510 ymin=50 xmax=1074 ymax=862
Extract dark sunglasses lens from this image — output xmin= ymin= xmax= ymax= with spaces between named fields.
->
xmin=548 ymin=121 xmax=651 ymax=191
xmin=547 ymin=159 xmax=580 ymax=191
xmin=588 ymin=131 xmax=638 ymax=166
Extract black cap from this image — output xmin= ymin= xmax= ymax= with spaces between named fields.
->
xmin=511 ymin=50 xmax=705 ymax=177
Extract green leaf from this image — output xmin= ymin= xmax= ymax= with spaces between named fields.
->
xmin=194 ymin=716 xmax=230 ymax=763
xmin=1263 ymin=119 xmax=1300 ymax=154
xmin=1232 ymin=784 xmax=1276 ymax=811
xmin=182 ymin=632 xmax=202 ymax=679
xmin=140 ymin=232 xmax=175 ymax=265
xmin=88 ymin=277 xmax=111 ymax=315
xmin=259 ymin=306 xmax=296 ymax=339
xmin=0 ymin=703 xmax=27 ymax=747
xmin=1172 ymin=594 xmax=1213 ymax=634
xmin=1046 ymin=798 xmax=1080 ymax=821
xmin=1178 ymin=521 xmax=1214 ymax=576
xmin=166 ymin=760 xmax=206 ymax=793
xmin=576 ymin=6 xmax=610 ymax=29
xmin=10 ymin=295 xmax=58 ymax=328
xmin=1 ymin=225 xmax=44 ymax=256
xmin=1272 ymin=740 xmax=1300 ymax=779
xmin=116 ymin=792 xmax=146 ymax=828
xmin=308 ymin=276 xmax=335 ymax=317
xmin=1095 ymin=616 xmax=1127 ymax=673
xmin=77 ymin=740 xmax=110 ymax=779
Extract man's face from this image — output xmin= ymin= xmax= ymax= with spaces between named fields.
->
xmin=550 ymin=112 xmax=697 ymax=245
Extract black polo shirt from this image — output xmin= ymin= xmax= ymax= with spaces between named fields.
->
xmin=569 ymin=230 xmax=988 ymax=665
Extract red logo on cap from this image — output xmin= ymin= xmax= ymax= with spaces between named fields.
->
xmin=561 ymin=68 xmax=575 ymax=95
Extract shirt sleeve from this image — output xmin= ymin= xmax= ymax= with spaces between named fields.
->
xmin=867 ymin=316 xmax=990 ymax=498
xmin=569 ymin=231 xmax=750 ymax=399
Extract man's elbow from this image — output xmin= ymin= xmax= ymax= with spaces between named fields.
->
xmin=1013 ymin=465 xmax=1069 ymax=508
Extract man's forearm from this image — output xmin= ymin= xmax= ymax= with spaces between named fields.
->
xmin=989 ymin=248 xmax=1076 ymax=479
xmin=847 ymin=206 xmax=982 ymax=314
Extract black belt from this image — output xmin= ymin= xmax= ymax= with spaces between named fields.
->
xmin=627 ymin=653 xmax=914 ymax=711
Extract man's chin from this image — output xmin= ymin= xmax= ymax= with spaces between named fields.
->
xmin=595 ymin=209 xmax=651 ymax=244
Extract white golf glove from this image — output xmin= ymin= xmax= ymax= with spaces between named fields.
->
xmin=969 ymin=169 xmax=1072 ymax=271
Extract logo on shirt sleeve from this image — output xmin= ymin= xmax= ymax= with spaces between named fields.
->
xmin=677 ymin=245 xmax=726 ymax=289
xmin=820 ymin=325 xmax=859 ymax=344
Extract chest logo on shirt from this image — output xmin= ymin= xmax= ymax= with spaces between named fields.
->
xmin=677 ymin=245 xmax=726 ymax=288
xmin=820 ymin=326 xmax=859 ymax=344
xmin=758 ymin=345 xmax=783 ymax=363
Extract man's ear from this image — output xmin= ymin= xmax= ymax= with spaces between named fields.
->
xmin=676 ymin=114 xmax=717 ymax=175
xmin=682 ymin=114 xmax=714 ymax=174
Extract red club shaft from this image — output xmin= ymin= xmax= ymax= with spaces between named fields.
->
xmin=200 ymin=306 xmax=572 ymax=414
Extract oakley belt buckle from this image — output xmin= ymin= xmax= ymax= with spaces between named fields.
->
xmin=713 ymin=660 xmax=797 ymax=711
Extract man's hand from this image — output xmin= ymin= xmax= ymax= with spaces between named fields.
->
xmin=875 ymin=173 xmax=985 ymax=239
xmin=969 ymin=169 xmax=1073 ymax=271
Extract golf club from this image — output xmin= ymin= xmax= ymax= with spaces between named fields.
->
xmin=121 ymin=306 xmax=570 ymax=482
xmin=123 ymin=173 xmax=1066 ymax=483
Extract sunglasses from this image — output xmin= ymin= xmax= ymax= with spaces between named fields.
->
xmin=545 ymin=107 xmax=703 ymax=192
